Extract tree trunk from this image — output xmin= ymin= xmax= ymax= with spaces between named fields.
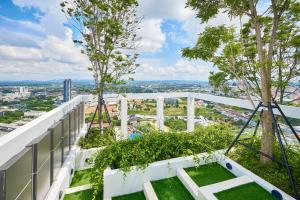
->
xmin=250 ymin=1 xmax=273 ymax=165
xmin=260 ymin=64 xmax=273 ymax=165
xmin=97 ymin=80 xmax=105 ymax=134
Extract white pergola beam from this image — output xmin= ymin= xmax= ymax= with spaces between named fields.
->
xmin=156 ymin=97 xmax=164 ymax=131
xmin=187 ymin=95 xmax=195 ymax=132
xmin=120 ymin=98 xmax=128 ymax=139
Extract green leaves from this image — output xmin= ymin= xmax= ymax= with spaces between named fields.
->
xmin=186 ymin=0 xmax=221 ymax=23
xmin=182 ymin=25 xmax=234 ymax=61
xmin=78 ymin=128 xmax=116 ymax=149
xmin=90 ymin=123 xmax=235 ymax=195
xmin=61 ymin=0 xmax=140 ymax=100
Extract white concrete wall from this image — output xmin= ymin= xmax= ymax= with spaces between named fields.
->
xmin=45 ymin=125 xmax=88 ymax=200
xmin=75 ymin=146 xmax=104 ymax=170
xmin=0 ymin=95 xmax=88 ymax=167
xmin=103 ymin=153 xmax=214 ymax=198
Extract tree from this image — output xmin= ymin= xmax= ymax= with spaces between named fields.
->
xmin=183 ymin=0 xmax=299 ymax=164
xmin=208 ymin=72 xmax=230 ymax=96
xmin=61 ymin=0 xmax=140 ymax=132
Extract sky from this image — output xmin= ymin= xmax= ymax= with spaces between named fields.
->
xmin=0 ymin=0 xmax=249 ymax=81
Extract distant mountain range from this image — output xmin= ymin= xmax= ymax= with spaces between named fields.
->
xmin=0 ymin=79 xmax=298 ymax=87
xmin=0 ymin=79 xmax=210 ymax=86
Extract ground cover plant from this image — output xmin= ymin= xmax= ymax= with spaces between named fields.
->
xmin=112 ymin=192 xmax=146 ymax=200
xmin=164 ymin=118 xmax=187 ymax=131
xmin=20 ymin=97 xmax=55 ymax=111
xmin=214 ymin=182 xmax=275 ymax=200
xmin=229 ymin=139 xmax=300 ymax=196
xmin=151 ymin=177 xmax=194 ymax=200
xmin=90 ymin=123 xmax=235 ymax=195
xmin=64 ymin=189 xmax=102 ymax=200
xmin=185 ymin=163 xmax=236 ymax=187
xmin=70 ymin=169 xmax=93 ymax=187
xmin=78 ymin=128 xmax=116 ymax=149
xmin=0 ymin=111 xmax=24 ymax=124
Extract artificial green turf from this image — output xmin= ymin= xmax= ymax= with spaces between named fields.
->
xmin=151 ymin=177 xmax=194 ymax=200
xmin=215 ymin=182 xmax=275 ymax=200
xmin=64 ymin=189 xmax=102 ymax=200
xmin=185 ymin=163 xmax=236 ymax=187
xmin=70 ymin=169 xmax=93 ymax=187
xmin=112 ymin=192 xmax=146 ymax=200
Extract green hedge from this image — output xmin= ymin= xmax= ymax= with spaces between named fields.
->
xmin=90 ymin=123 xmax=235 ymax=195
xmin=78 ymin=128 xmax=116 ymax=149
xmin=0 ymin=111 xmax=24 ymax=124
xmin=164 ymin=118 xmax=187 ymax=131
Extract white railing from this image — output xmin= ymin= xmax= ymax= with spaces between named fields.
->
xmin=1 ymin=92 xmax=299 ymax=167
xmin=96 ymin=92 xmax=300 ymax=138
xmin=0 ymin=95 xmax=87 ymax=166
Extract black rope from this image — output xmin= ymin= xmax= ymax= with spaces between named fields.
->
xmin=86 ymin=99 xmax=113 ymax=136
xmin=225 ymin=100 xmax=299 ymax=199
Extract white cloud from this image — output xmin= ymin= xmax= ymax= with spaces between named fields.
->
xmin=1 ymin=0 xmax=244 ymax=81
xmin=0 ymin=45 xmax=44 ymax=61
xmin=12 ymin=0 xmax=67 ymax=38
xmin=135 ymin=59 xmax=213 ymax=80
xmin=137 ymin=19 xmax=166 ymax=52
xmin=182 ymin=10 xmax=249 ymax=43
xmin=138 ymin=0 xmax=193 ymax=20
xmin=0 ymin=25 xmax=90 ymax=80
xmin=0 ymin=1 xmax=91 ymax=81
xmin=136 ymin=0 xmax=195 ymax=52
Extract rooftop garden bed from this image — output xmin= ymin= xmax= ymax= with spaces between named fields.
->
xmin=112 ymin=192 xmax=146 ymax=200
xmin=90 ymin=123 xmax=235 ymax=195
xmin=75 ymin=122 xmax=299 ymax=198
xmin=214 ymin=182 xmax=275 ymax=200
xmin=64 ymin=189 xmax=102 ymax=200
xmin=228 ymin=139 xmax=300 ymax=196
xmin=185 ymin=163 xmax=236 ymax=187
xmin=151 ymin=177 xmax=194 ymax=200
xmin=70 ymin=169 xmax=93 ymax=187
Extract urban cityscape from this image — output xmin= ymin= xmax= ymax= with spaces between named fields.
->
xmin=0 ymin=0 xmax=299 ymax=200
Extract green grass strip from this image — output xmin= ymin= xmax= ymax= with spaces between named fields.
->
xmin=70 ymin=169 xmax=93 ymax=187
xmin=112 ymin=192 xmax=146 ymax=200
xmin=185 ymin=163 xmax=236 ymax=187
xmin=214 ymin=182 xmax=275 ymax=200
xmin=64 ymin=189 xmax=102 ymax=200
xmin=151 ymin=177 xmax=194 ymax=200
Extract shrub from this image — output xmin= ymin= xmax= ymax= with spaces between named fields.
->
xmin=135 ymin=123 xmax=156 ymax=133
xmin=229 ymin=140 xmax=300 ymax=196
xmin=78 ymin=128 xmax=116 ymax=149
xmin=90 ymin=123 xmax=235 ymax=195
xmin=165 ymin=118 xmax=187 ymax=131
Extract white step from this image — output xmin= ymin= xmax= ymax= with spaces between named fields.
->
xmin=198 ymin=175 xmax=253 ymax=200
xmin=64 ymin=184 xmax=92 ymax=194
xmin=143 ymin=181 xmax=158 ymax=200
xmin=177 ymin=168 xmax=198 ymax=199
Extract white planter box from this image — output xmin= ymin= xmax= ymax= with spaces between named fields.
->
xmin=103 ymin=152 xmax=296 ymax=200
xmin=75 ymin=146 xmax=105 ymax=170
xmin=103 ymin=152 xmax=215 ymax=198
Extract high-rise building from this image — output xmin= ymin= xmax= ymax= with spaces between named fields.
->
xmin=63 ymin=79 xmax=72 ymax=102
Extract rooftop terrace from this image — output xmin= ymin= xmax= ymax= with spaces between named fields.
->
xmin=0 ymin=92 xmax=299 ymax=200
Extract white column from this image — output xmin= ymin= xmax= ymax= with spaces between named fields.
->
xmin=187 ymin=95 xmax=195 ymax=132
xmin=121 ymin=98 xmax=128 ymax=138
xmin=156 ymin=97 xmax=164 ymax=131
